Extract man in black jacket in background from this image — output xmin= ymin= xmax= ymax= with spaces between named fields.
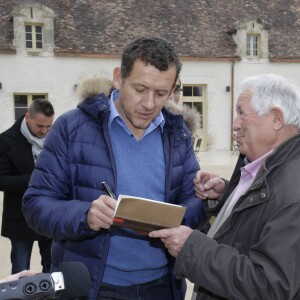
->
xmin=0 ymin=99 xmax=54 ymax=274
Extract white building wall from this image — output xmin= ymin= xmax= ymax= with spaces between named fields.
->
xmin=0 ymin=54 xmax=299 ymax=151
xmin=0 ymin=55 xmax=121 ymax=130
xmin=181 ymin=60 xmax=233 ymax=151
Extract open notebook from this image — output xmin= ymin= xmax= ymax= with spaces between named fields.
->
xmin=113 ymin=195 xmax=186 ymax=233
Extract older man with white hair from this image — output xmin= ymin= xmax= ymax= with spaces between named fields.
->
xmin=150 ymin=74 xmax=300 ymax=300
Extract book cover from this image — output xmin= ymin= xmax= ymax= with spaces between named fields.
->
xmin=113 ymin=195 xmax=186 ymax=233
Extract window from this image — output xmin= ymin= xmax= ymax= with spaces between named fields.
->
xmin=181 ymin=83 xmax=207 ymax=150
xmin=25 ymin=24 xmax=43 ymax=50
xmin=14 ymin=94 xmax=47 ymax=120
xmin=182 ymin=86 xmax=203 ymax=97
xmin=246 ymin=34 xmax=259 ymax=57
xmin=182 ymin=84 xmax=204 ymax=128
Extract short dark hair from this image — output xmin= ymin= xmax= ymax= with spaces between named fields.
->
xmin=28 ymin=98 xmax=54 ymax=117
xmin=121 ymin=36 xmax=182 ymax=80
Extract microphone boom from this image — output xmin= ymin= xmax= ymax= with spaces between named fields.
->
xmin=0 ymin=262 xmax=90 ymax=300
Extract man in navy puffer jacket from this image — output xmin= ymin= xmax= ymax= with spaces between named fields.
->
xmin=22 ymin=37 xmax=208 ymax=300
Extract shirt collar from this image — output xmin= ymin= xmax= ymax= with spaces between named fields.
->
xmin=243 ymin=150 xmax=273 ymax=178
xmin=108 ymin=89 xmax=120 ymax=128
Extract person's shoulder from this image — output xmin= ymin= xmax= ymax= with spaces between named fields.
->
xmin=53 ymin=108 xmax=85 ymax=127
xmin=52 ymin=107 xmax=98 ymax=136
xmin=0 ymin=119 xmax=22 ymax=142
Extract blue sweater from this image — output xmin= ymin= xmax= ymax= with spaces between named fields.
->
xmin=103 ymin=116 xmax=167 ymax=285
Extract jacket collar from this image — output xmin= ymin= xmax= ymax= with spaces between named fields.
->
xmin=215 ymin=133 xmax=300 ymax=239
xmin=75 ymin=74 xmax=200 ymax=134
xmin=3 ymin=115 xmax=26 ymax=142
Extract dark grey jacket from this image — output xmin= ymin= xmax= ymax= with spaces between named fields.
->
xmin=175 ymin=133 xmax=300 ymax=300
xmin=0 ymin=116 xmax=42 ymax=240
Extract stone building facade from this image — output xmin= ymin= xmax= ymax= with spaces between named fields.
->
xmin=0 ymin=0 xmax=299 ymax=151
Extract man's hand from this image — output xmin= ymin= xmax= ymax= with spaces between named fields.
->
xmin=194 ymin=170 xmax=225 ymax=200
xmin=87 ymin=195 xmax=116 ymax=231
xmin=149 ymin=226 xmax=193 ymax=257
xmin=0 ymin=270 xmax=38 ymax=283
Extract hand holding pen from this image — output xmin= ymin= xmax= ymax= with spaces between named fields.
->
xmin=86 ymin=182 xmax=116 ymax=231
xmin=100 ymin=182 xmax=149 ymax=235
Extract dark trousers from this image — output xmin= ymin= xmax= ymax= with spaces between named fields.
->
xmin=98 ymin=273 xmax=174 ymax=300
xmin=10 ymin=237 xmax=52 ymax=274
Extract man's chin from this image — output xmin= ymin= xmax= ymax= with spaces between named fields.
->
xmin=134 ymin=120 xmax=151 ymax=130
xmin=238 ymin=144 xmax=245 ymax=155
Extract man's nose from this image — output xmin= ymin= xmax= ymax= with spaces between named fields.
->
xmin=143 ymin=92 xmax=155 ymax=109
xmin=40 ymin=127 xmax=49 ymax=134
xmin=232 ymin=115 xmax=240 ymax=131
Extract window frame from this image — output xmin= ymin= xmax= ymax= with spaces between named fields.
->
xmin=182 ymin=84 xmax=205 ymax=128
xmin=14 ymin=93 xmax=48 ymax=120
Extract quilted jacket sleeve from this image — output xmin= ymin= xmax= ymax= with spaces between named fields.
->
xmin=22 ymin=114 xmax=96 ymax=240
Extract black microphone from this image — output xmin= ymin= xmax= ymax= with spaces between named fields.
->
xmin=0 ymin=261 xmax=91 ymax=299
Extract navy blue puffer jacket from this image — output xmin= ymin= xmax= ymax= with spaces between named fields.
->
xmin=22 ymin=84 xmax=207 ymax=299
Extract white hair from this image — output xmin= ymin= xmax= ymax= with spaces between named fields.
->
xmin=238 ymin=74 xmax=300 ymax=129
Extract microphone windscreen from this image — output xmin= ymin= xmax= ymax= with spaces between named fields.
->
xmin=57 ymin=261 xmax=91 ymax=299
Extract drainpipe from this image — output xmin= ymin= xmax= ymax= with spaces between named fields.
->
xmin=230 ymin=60 xmax=235 ymax=150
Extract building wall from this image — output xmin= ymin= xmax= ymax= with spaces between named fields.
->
xmin=180 ymin=60 xmax=233 ymax=151
xmin=0 ymin=54 xmax=120 ymax=128
xmin=0 ymin=54 xmax=299 ymax=151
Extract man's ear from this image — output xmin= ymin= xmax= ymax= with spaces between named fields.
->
xmin=113 ymin=67 xmax=122 ymax=90
xmin=25 ymin=112 xmax=30 ymax=122
xmin=272 ymin=107 xmax=284 ymax=131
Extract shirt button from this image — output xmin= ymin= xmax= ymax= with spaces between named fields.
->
xmin=260 ymin=193 xmax=266 ymax=198
xmin=248 ymin=197 xmax=254 ymax=203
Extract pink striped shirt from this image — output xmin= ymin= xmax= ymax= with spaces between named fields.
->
xmin=224 ymin=150 xmax=273 ymax=215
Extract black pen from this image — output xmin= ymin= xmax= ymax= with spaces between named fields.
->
xmin=101 ymin=181 xmax=116 ymax=199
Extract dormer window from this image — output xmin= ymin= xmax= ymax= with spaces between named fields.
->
xmin=25 ymin=24 xmax=44 ymax=50
xmin=234 ymin=18 xmax=269 ymax=61
xmin=11 ymin=3 xmax=54 ymax=56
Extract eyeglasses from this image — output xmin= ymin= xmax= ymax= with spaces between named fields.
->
xmin=236 ymin=111 xmax=257 ymax=120
xmin=174 ymin=85 xmax=182 ymax=92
